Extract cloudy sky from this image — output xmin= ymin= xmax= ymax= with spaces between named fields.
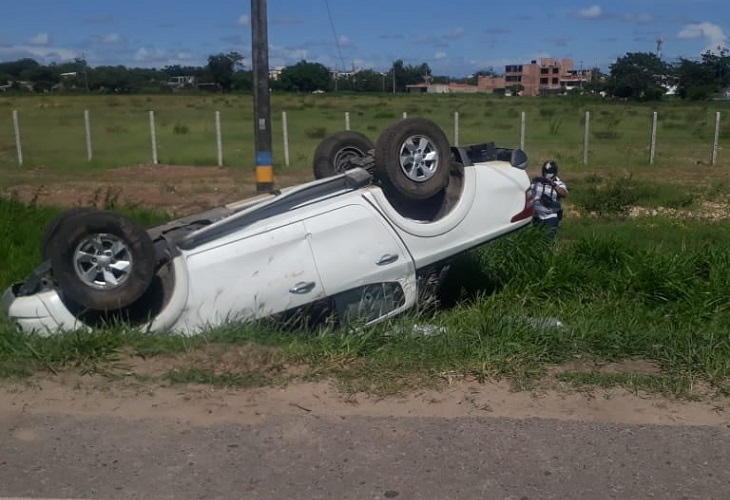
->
xmin=0 ymin=0 xmax=727 ymax=76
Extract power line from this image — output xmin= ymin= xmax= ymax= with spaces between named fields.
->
xmin=323 ymin=0 xmax=346 ymax=72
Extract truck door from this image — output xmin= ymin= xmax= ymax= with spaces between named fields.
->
xmin=303 ymin=203 xmax=417 ymax=323
xmin=183 ymin=221 xmax=324 ymax=326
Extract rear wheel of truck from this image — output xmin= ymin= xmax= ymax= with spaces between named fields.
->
xmin=48 ymin=210 xmax=156 ymax=311
xmin=374 ymin=117 xmax=452 ymax=201
xmin=312 ymin=130 xmax=374 ymax=179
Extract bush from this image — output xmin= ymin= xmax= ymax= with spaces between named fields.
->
xmin=571 ymin=175 xmax=640 ymax=216
xmin=304 ymin=127 xmax=327 ymax=139
xmin=172 ymin=124 xmax=189 ymax=135
xmin=592 ymin=130 xmax=621 ymax=140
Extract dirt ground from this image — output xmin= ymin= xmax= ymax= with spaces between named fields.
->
xmin=3 ymin=369 xmax=729 ymax=429
xmin=2 ymin=347 xmax=730 ymax=428
xmin=2 ymin=164 xmax=309 ymax=215
xmin=3 ymin=163 xmax=730 ymax=428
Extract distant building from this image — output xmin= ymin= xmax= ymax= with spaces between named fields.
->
xmin=406 ymin=82 xmax=480 ymax=94
xmin=0 ymin=80 xmax=34 ymax=92
xmin=166 ymin=75 xmax=197 ymax=89
xmin=478 ymin=58 xmax=593 ymax=96
xmin=477 ymin=75 xmax=506 ymax=94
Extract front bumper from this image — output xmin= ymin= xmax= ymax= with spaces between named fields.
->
xmin=2 ymin=283 xmax=85 ymax=335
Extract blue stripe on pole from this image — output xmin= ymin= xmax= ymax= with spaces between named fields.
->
xmin=256 ymin=151 xmax=272 ymax=165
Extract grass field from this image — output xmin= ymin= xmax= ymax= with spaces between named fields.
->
xmin=1 ymin=93 xmax=729 ymax=185
xmin=3 ymin=93 xmax=730 ymax=399
xmin=3 ymin=195 xmax=730 ymax=398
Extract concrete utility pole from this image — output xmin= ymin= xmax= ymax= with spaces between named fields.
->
xmin=251 ymin=0 xmax=273 ymax=192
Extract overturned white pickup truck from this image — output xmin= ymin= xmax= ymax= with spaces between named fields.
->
xmin=2 ymin=117 xmax=534 ymax=335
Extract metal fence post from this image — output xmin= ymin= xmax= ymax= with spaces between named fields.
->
xmin=149 ymin=110 xmax=158 ymax=165
xmin=454 ymin=111 xmax=459 ymax=146
xmin=282 ymin=111 xmax=290 ymax=167
xmin=345 ymin=112 xmax=350 ymax=131
xmin=583 ymin=111 xmax=590 ymax=165
xmin=215 ymin=111 xmax=223 ymax=166
xmin=12 ymin=109 xmax=23 ymax=166
xmin=84 ymin=109 xmax=93 ymax=161
xmin=520 ymin=111 xmax=526 ymax=151
xmin=712 ymin=111 xmax=721 ymax=166
xmin=650 ymin=111 xmax=658 ymax=165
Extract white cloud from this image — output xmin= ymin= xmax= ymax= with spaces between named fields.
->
xmin=28 ymin=33 xmax=50 ymax=46
xmin=237 ymin=15 xmax=250 ymax=27
xmin=443 ymin=27 xmax=466 ymax=40
xmin=338 ymin=35 xmax=353 ymax=47
xmin=573 ymin=6 xmax=653 ymax=24
xmin=434 ymin=51 xmax=447 ymax=60
xmin=268 ymin=44 xmax=308 ymax=67
xmin=0 ymin=45 xmax=76 ymax=62
xmin=622 ymin=13 xmax=653 ymax=24
xmin=101 ymin=33 xmax=122 ymax=44
xmin=678 ymin=22 xmax=727 ymax=52
xmin=134 ymin=47 xmax=168 ymax=62
xmin=130 ymin=47 xmax=200 ymax=67
xmin=576 ymin=5 xmax=603 ymax=19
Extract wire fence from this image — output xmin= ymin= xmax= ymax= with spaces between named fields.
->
xmin=2 ymin=106 xmax=727 ymax=171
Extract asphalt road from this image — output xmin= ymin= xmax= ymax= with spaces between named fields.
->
xmin=2 ymin=411 xmax=729 ymax=500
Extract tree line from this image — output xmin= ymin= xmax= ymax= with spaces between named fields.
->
xmin=0 ymin=53 xmax=449 ymax=95
xmin=0 ymin=48 xmax=728 ymax=100
xmin=597 ymin=48 xmax=730 ymax=100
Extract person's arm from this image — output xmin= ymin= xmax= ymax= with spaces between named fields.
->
xmin=552 ymin=178 xmax=568 ymax=198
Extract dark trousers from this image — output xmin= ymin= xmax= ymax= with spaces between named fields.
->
xmin=533 ymin=216 xmax=560 ymax=241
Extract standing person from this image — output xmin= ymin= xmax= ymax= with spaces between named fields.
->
xmin=531 ymin=160 xmax=568 ymax=240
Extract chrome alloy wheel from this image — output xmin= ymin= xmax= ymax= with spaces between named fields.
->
xmin=73 ymin=233 xmax=133 ymax=289
xmin=398 ymin=134 xmax=440 ymax=182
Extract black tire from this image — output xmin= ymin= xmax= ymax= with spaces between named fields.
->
xmin=374 ymin=117 xmax=452 ymax=201
xmin=48 ymin=209 xmax=156 ymax=311
xmin=312 ymin=131 xmax=374 ymax=179
xmin=40 ymin=207 xmax=96 ymax=261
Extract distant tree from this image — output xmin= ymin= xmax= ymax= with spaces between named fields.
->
xmin=701 ymin=47 xmax=730 ymax=89
xmin=607 ymin=52 xmax=669 ymax=100
xmin=507 ymin=83 xmax=525 ymax=95
xmin=389 ymin=60 xmax=433 ymax=91
xmin=90 ymin=65 xmax=132 ymax=92
xmin=205 ymin=52 xmax=244 ymax=91
xmin=278 ymin=61 xmax=331 ymax=92
xmin=232 ymin=69 xmax=253 ymax=92
xmin=672 ymin=47 xmax=730 ymax=100
xmin=163 ymin=64 xmax=205 ymax=78
xmin=675 ymin=58 xmax=715 ymax=100
xmin=475 ymin=67 xmax=499 ymax=77
xmin=0 ymin=58 xmax=40 ymax=81
xmin=346 ymin=69 xmax=383 ymax=92
xmin=21 ymin=65 xmax=57 ymax=91
xmin=582 ymin=67 xmax=608 ymax=94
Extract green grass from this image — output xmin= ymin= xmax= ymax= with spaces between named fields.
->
xmin=3 ymin=93 xmax=730 ymax=398
xmin=1 ymin=94 xmax=728 ymax=185
xmin=4 ymin=199 xmax=730 ymax=398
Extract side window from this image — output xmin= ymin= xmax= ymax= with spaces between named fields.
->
xmin=333 ymin=282 xmax=406 ymax=324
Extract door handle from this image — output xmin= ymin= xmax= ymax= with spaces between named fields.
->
xmin=376 ymin=253 xmax=399 ymax=265
xmin=289 ymin=281 xmax=316 ymax=294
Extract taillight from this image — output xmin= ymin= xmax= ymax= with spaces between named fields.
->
xmin=510 ymin=187 xmax=534 ymax=222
